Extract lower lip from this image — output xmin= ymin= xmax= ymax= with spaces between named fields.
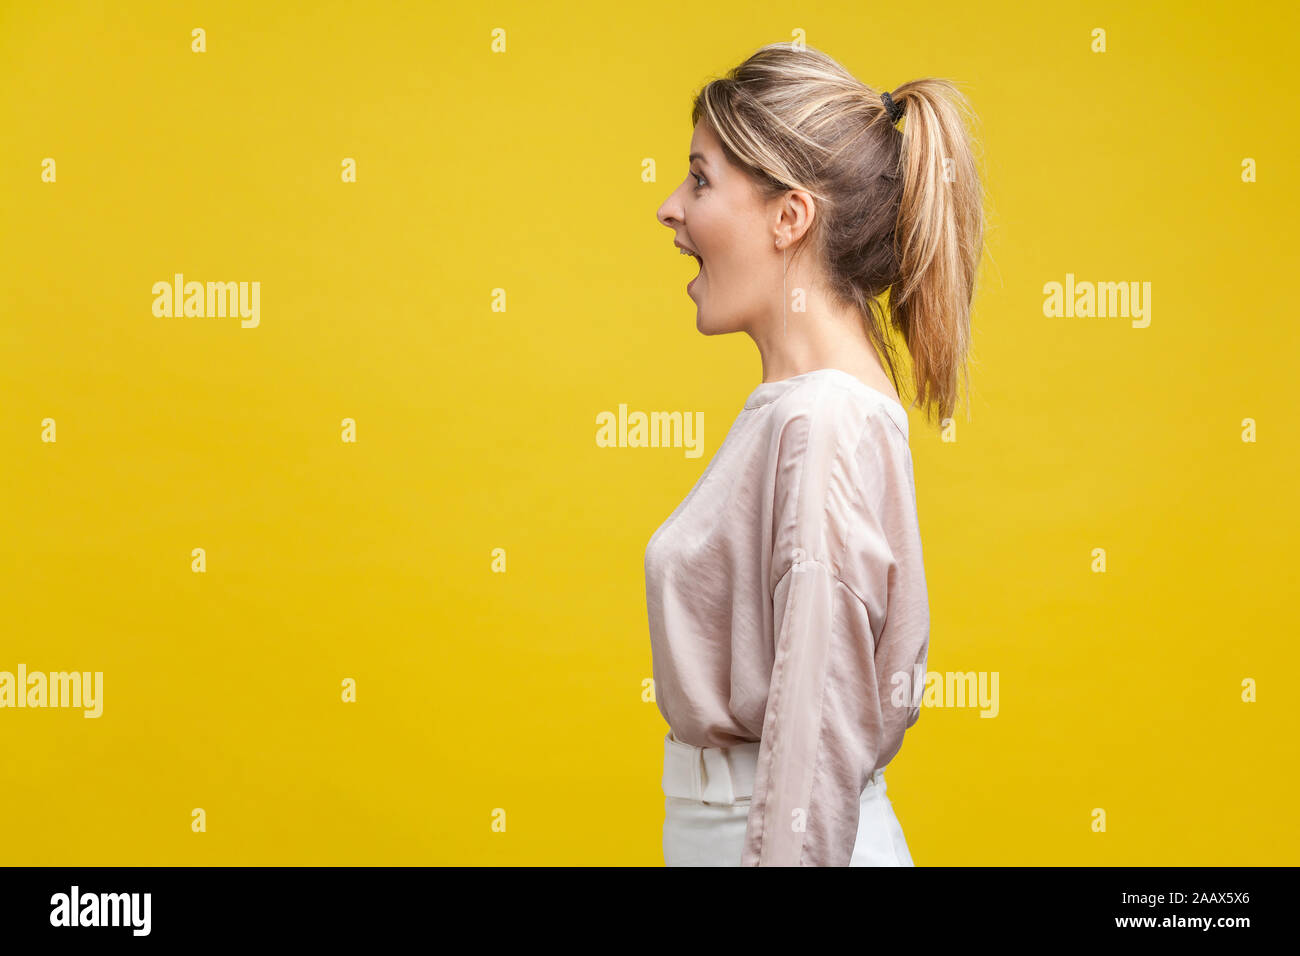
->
xmin=687 ymin=267 xmax=701 ymax=293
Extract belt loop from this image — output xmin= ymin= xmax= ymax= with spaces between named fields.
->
xmin=664 ymin=731 xmax=707 ymax=801
xmin=699 ymin=747 xmax=736 ymax=804
xmin=690 ymin=742 xmax=704 ymax=799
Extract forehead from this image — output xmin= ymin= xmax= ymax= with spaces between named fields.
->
xmin=690 ymin=119 xmax=722 ymax=161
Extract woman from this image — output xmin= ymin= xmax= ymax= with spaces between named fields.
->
xmin=646 ymin=44 xmax=985 ymax=866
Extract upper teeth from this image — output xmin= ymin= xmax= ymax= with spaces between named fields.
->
xmin=680 ymin=248 xmax=696 ymax=257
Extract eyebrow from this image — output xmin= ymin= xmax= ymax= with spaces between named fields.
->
xmin=689 ymin=152 xmax=709 ymax=168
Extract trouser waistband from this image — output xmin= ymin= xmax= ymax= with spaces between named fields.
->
xmin=662 ymin=730 xmax=885 ymax=803
xmin=662 ymin=731 xmax=759 ymax=803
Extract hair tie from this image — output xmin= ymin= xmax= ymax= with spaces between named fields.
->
xmin=881 ymin=91 xmax=904 ymax=124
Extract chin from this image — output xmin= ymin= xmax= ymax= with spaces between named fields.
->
xmin=695 ymin=306 xmax=743 ymax=336
xmin=695 ymin=311 xmax=724 ymax=335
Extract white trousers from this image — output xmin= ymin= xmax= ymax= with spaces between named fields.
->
xmin=662 ymin=730 xmax=915 ymax=867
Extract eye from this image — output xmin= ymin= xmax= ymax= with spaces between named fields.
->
xmin=690 ymin=170 xmax=707 ymax=190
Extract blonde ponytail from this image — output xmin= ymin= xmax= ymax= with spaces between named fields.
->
xmin=888 ymin=80 xmax=984 ymax=424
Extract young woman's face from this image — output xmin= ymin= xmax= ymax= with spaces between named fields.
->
xmin=656 ymin=118 xmax=778 ymax=335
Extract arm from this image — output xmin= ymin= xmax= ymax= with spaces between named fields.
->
xmin=741 ymin=405 xmax=930 ymax=866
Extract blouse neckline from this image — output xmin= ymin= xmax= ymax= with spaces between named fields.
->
xmin=743 ymin=368 xmax=910 ymax=438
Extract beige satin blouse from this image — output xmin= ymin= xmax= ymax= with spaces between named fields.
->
xmin=644 ymin=367 xmax=930 ymax=866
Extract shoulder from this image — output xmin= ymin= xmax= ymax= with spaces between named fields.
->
xmin=764 ymin=375 xmax=918 ymax=590
xmin=763 ymin=373 xmax=907 ymax=470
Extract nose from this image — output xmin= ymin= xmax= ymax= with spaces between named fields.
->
xmin=657 ymin=184 xmax=683 ymax=232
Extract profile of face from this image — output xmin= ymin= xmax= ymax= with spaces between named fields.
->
xmin=656 ymin=118 xmax=781 ymax=335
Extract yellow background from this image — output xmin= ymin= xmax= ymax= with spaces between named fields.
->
xmin=2 ymin=0 xmax=1296 ymax=865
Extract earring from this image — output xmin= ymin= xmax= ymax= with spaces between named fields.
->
xmin=780 ymin=243 xmax=788 ymax=337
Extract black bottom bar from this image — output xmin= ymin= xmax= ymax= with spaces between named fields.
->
xmin=0 ymin=866 xmax=1286 ymax=941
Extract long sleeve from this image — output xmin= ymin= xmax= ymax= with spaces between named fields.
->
xmin=740 ymin=396 xmax=930 ymax=867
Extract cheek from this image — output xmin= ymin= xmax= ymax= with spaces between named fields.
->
xmin=697 ymin=210 xmax=761 ymax=282
xmin=693 ymin=205 xmax=736 ymax=267
xmin=706 ymin=238 xmax=761 ymax=292
xmin=699 ymin=245 xmax=771 ymax=325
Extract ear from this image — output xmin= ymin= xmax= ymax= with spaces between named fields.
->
xmin=774 ymin=188 xmax=816 ymax=248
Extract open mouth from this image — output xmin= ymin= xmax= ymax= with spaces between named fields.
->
xmin=675 ymin=242 xmax=703 ymax=294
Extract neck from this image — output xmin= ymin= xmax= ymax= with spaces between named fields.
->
xmin=748 ymin=281 xmax=880 ymax=384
